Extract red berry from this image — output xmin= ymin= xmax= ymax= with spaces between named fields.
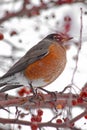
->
xmin=18 ymin=125 xmax=21 ymax=129
xmin=84 ymin=115 xmax=87 ymax=119
xmin=31 ymin=115 xmax=42 ymax=123
xmin=57 ymin=0 xmax=73 ymax=4
xmin=31 ymin=123 xmax=38 ymax=130
xmin=64 ymin=0 xmax=73 ymax=3
xmin=31 ymin=117 xmax=36 ymax=122
xmin=56 ymin=119 xmax=62 ymax=124
xmin=67 ymin=0 xmax=73 ymax=3
xmin=36 ymin=116 xmax=42 ymax=122
xmin=72 ymin=100 xmax=77 ymax=106
xmin=64 ymin=16 xmax=71 ymax=21
xmin=77 ymin=97 xmax=83 ymax=103
xmin=37 ymin=109 xmax=43 ymax=116
xmin=10 ymin=31 xmax=17 ymax=36
xmin=0 ymin=33 xmax=4 ymax=40
xmin=17 ymin=87 xmax=26 ymax=96
xmin=80 ymin=91 xmax=87 ymax=98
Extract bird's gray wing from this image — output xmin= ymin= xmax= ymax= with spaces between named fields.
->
xmin=0 ymin=39 xmax=51 ymax=79
xmin=0 ymin=85 xmax=23 ymax=92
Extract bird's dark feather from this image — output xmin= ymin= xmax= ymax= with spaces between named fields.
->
xmin=0 ymin=85 xmax=23 ymax=92
xmin=0 ymin=39 xmax=52 ymax=80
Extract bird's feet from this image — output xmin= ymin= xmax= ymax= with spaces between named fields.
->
xmin=36 ymin=87 xmax=57 ymax=102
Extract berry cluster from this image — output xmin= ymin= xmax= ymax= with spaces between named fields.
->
xmin=80 ymin=91 xmax=87 ymax=98
xmin=56 ymin=118 xmax=62 ymax=124
xmin=72 ymin=91 xmax=87 ymax=106
xmin=72 ymin=97 xmax=83 ymax=106
xmin=56 ymin=117 xmax=74 ymax=128
xmin=64 ymin=16 xmax=72 ymax=33
xmin=0 ymin=33 xmax=4 ymax=40
xmin=17 ymin=87 xmax=31 ymax=96
xmin=30 ymin=109 xmax=43 ymax=130
xmin=71 ymin=89 xmax=87 ymax=124
xmin=56 ymin=0 xmax=73 ymax=5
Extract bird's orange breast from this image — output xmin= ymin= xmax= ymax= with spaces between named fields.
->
xmin=24 ymin=43 xmax=66 ymax=84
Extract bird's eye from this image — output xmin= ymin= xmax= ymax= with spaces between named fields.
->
xmin=53 ymin=35 xmax=60 ymax=41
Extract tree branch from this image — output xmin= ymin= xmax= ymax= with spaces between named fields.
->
xmin=0 ymin=0 xmax=86 ymax=24
xmin=0 ymin=92 xmax=87 ymax=109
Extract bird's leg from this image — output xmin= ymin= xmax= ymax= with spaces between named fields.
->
xmin=29 ymin=84 xmax=44 ymax=105
xmin=29 ymin=83 xmax=36 ymax=96
xmin=36 ymin=87 xmax=57 ymax=101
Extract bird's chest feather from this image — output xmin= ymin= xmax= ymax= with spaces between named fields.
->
xmin=24 ymin=43 xmax=66 ymax=84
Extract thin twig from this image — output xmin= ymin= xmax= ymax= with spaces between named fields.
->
xmin=71 ymin=8 xmax=83 ymax=84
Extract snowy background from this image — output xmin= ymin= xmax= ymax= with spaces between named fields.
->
xmin=0 ymin=0 xmax=87 ymax=130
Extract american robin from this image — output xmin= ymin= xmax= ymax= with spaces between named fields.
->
xmin=0 ymin=33 xmax=72 ymax=93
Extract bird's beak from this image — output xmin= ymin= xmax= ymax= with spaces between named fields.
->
xmin=61 ymin=36 xmax=73 ymax=46
xmin=68 ymin=37 xmax=73 ymax=40
xmin=62 ymin=36 xmax=73 ymax=42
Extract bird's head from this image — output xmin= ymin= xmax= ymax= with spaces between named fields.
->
xmin=46 ymin=33 xmax=73 ymax=45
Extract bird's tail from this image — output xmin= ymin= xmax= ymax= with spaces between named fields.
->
xmin=0 ymin=84 xmax=23 ymax=92
xmin=0 ymin=82 xmax=7 ymax=87
xmin=0 ymin=77 xmax=9 ymax=87
xmin=0 ymin=77 xmax=11 ymax=92
xmin=0 ymin=76 xmax=23 ymax=93
xmin=0 ymin=76 xmax=12 ymax=87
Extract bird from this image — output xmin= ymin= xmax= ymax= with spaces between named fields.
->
xmin=0 ymin=33 xmax=72 ymax=93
